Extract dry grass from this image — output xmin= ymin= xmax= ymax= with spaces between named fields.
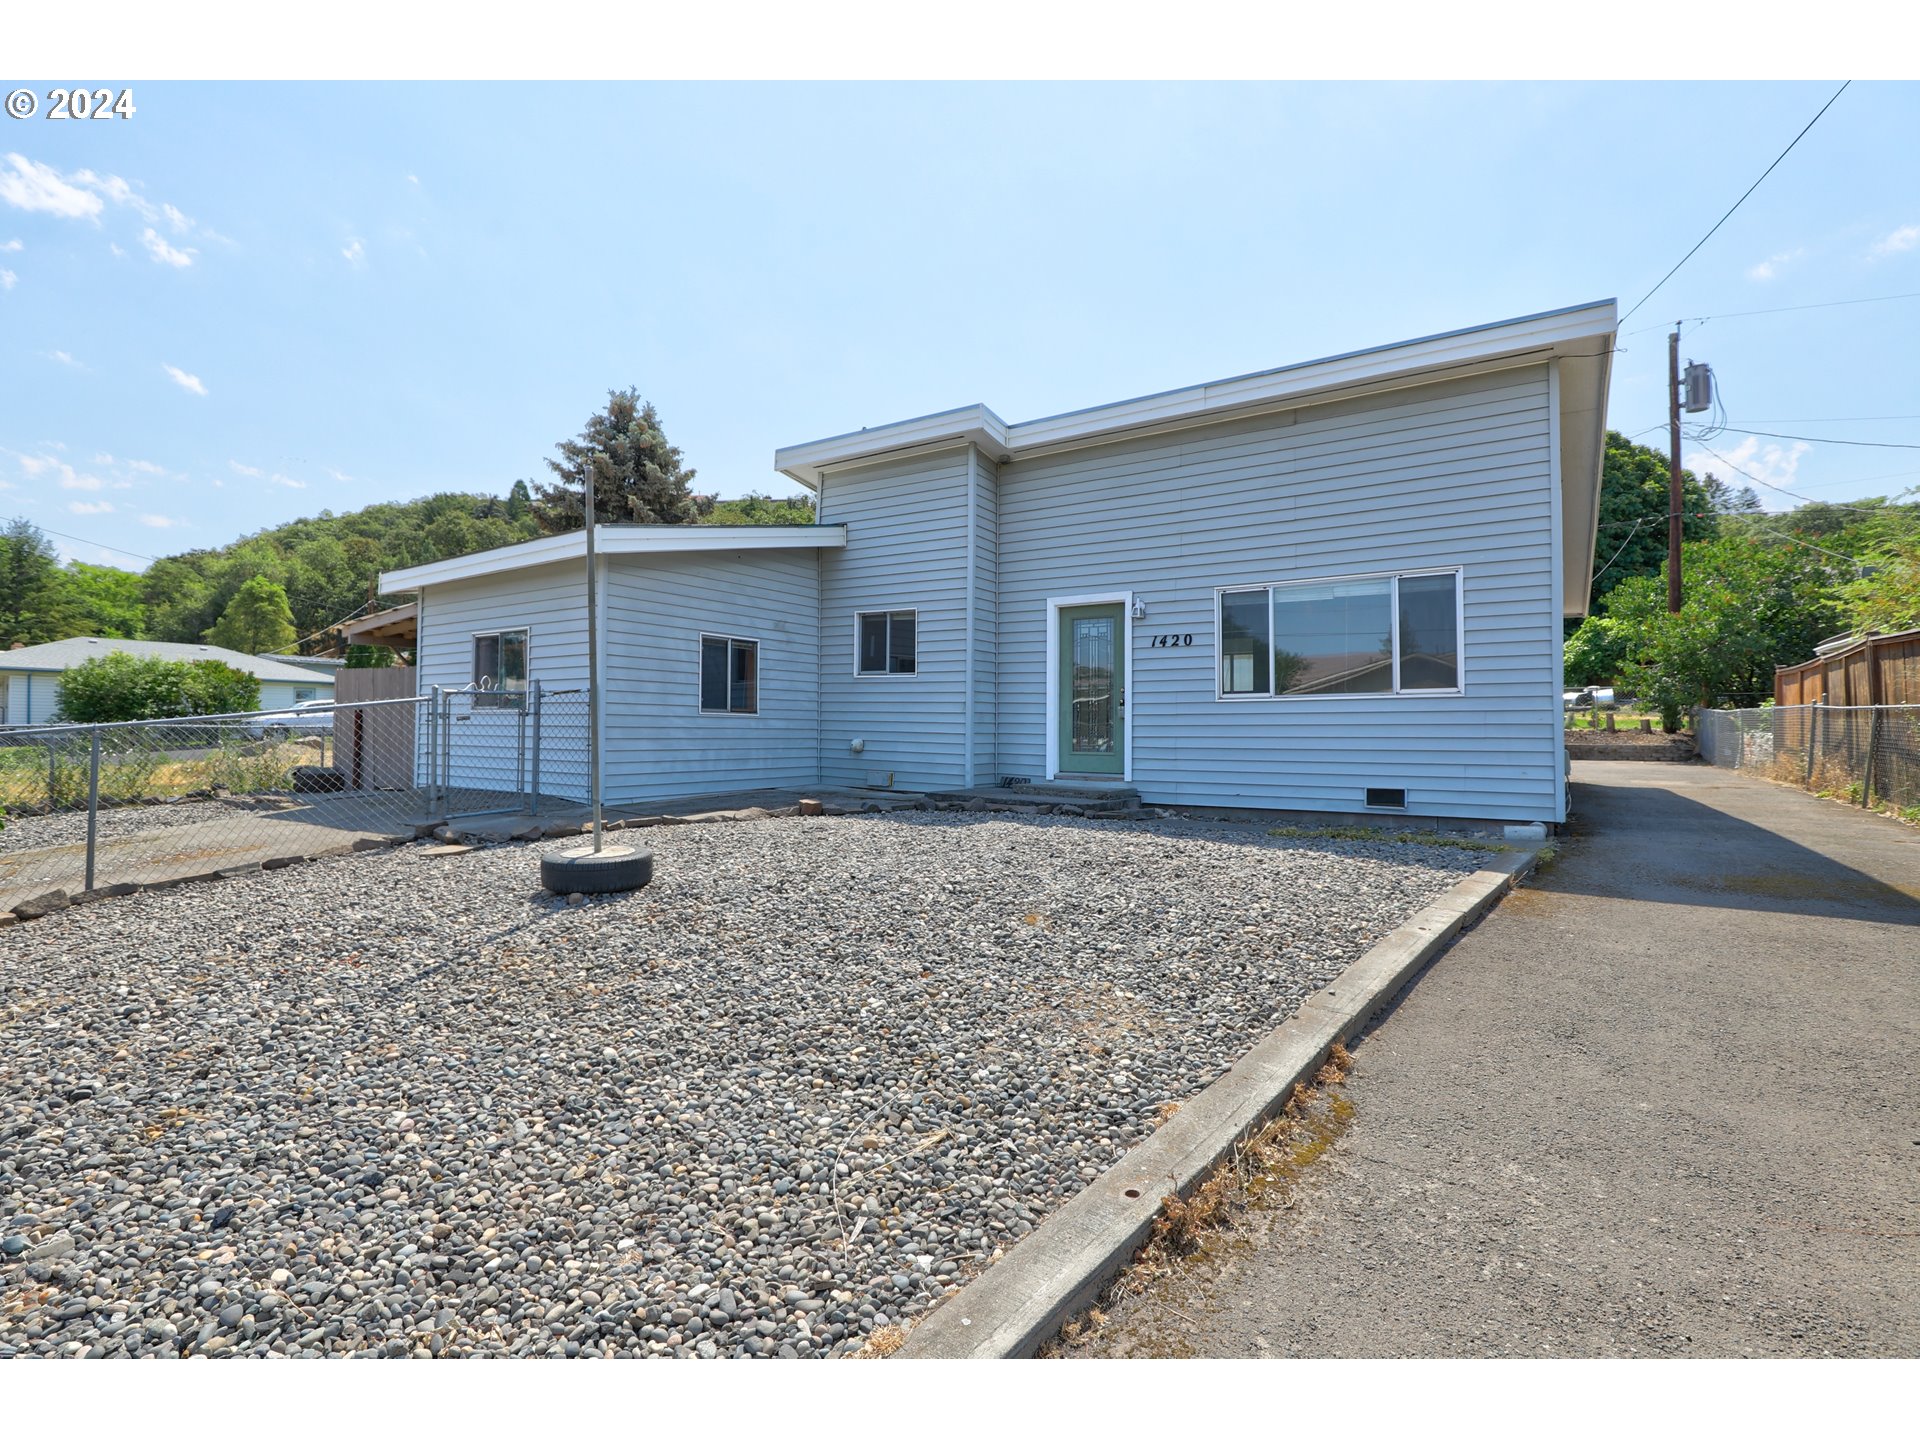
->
xmin=1046 ymin=1041 xmax=1356 ymax=1354
xmin=857 ymin=1324 xmax=907 ymax=1358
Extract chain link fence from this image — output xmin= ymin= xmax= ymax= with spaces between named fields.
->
xmin=0 ymin=683 xmax=589 ymax=911
xmin=1694 ymin=703 xmax=1920 ymax=816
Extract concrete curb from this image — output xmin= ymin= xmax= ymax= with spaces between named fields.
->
xmin=895 ymin=846 xmax=1540 ymax=1359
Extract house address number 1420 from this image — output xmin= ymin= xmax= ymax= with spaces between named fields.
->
xmin=1146 ymin=633 xmax=1194 ymax=648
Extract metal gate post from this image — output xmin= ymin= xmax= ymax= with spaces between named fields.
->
xmin=84 ymin=727 xmax=102 ymax=892
xmin=47 ymin=740 xmax=58 ymax=809
xmin=1805 ymin=702 xmax=1821 ymax=788
xmin=428 ymin=685 xmax=443 ymax=813
xmin=528 ymin=680 xmax=544 ymax=817
xmin=515 ymin=689 xmax=528 ymax=807
xmin=1864 ymin=707 xmax=1882 ymax=807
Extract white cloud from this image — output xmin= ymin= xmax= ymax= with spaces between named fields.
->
xmin=59 ymin=473 xmax=103 ymax=490
xmin=68 ymin=499 xmax=114 ymax=514
xmin=138 ymin=513 xmax=180 ymax=528
xmin=48 ymin=350 xmax=82 ymax=368
xmin=142 ymin=227 xmax=195 ymax=267
xmin=0 ymin=153 xmax=104 ymax=219
xmin=406 ymin=174 xmax=420 ymax=185
xmin=1 ymin=238 xmax=19 ymax=252
xmin=1745 ymin=247 xmax=1804 ymax=282
xmin=325 ymin=467 xmax=354 ymax=484
xmin=0 ymin=268 xmax=15 ymax=291
xmin=271 ymin=474 xmax=306 ymax=489
xmin=341 ymin=237 xmax=365 ymax=265
xmin=229 ymin=460 xmax=264 ymax=477
xmin=1688 ymin=435 xmax=1811 ymax=496
xmin=127 ymin=458 xmax=170 ymax=476
xmin=163 ymin=363 xmax=208 ymax=396
xmin=161 ymin=203 xmax=191 ymax=234
xmin=108 ymin=242 xmax=125 ymax=258
xmin=1871 ymin=223 xmax=1920 ymax=258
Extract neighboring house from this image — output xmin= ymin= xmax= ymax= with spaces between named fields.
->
xmin=0 ymin=638 xmax=336 ymax=726
xmin=379 ymin=301 xmax=1614 ymax=824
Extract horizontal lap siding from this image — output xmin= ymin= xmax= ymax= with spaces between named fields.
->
xmin=602 ymin=551 xmax=819 ymax=800
xmin=818 ymin=450 xmax=971 ymax=791
xmin=414 ymin=564 xmax=591 ymax=800
xmin=996 ymin=368 xmax=1560 ymax=821
xmin=973 ymin=452 xmax=998 ymax=785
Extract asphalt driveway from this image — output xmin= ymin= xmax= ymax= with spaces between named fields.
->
xmin=1074 ymin=761 xmax=1920 ymax=1358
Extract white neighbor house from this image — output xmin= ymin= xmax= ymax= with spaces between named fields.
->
xmin=379 ymin=302 xmax=1615 ymax=825
xmin=0 ymin=638 xmax=336 ymax=727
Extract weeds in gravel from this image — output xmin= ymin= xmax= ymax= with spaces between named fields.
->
xmin=859 ymin=1325 xmax=907 ymax=1358
xmin=1046 ymin=1042 xmax=1357 ymax=1354
xmin=1265 ymin=826 xmax=1507 ymax=854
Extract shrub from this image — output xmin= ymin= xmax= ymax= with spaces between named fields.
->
xmin=56 ymin=652 xmax=262 ymax=723
xmin=343 ymin=643 xmax=396 ymax=669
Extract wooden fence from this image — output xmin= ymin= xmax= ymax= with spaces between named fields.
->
xmin=335 ymin=665 xmax=417 ymax=790
xmin=1775 ymin=629 xmax=1920 ymax=708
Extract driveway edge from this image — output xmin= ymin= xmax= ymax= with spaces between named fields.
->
xmin=895 ymin=846 xmax=1540 ymax=1359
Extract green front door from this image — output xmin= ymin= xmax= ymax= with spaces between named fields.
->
xmin=1057 ymin=604 xmax=1125 ymax=776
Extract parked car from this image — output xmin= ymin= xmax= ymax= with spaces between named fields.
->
xmin=244 ymin=700 xmax=335 ymax=740
xmin=1562 ymin=688 xmax=1595 ymax=711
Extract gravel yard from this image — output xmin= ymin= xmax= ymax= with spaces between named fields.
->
xmin=0 ymin=798 xmax=228 ymax=860
xmin=0 ymin=809 xmax=1491 ymax=1358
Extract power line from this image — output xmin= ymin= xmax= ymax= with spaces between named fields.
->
xmin=1621 ymin=289 xmax=1920 ymax=336
xmin=1733 ymin=414 xmax=1920 ymax=424
xmin=10 ymin=517 xmax=158 ymax=565
xmin=1688 ymin=440 xmax=1890 ymax=513
xmin=1619 ymin=81 xmax=1852 ymax=326
xmin=1716 ymin=426 xmax=1920 ymax=451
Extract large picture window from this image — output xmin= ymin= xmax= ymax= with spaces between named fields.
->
xmin=471 ymin=628 xmax=529 ymax=707
xmin=700 ymin=634 xmax=759 ymax=714
xmin=1217 ymin=570 xmax=1461 ymax=698
xmin=856 ymin=610 xmax=917 ymax=675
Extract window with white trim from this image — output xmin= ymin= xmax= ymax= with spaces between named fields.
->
xmin=1218 ymin=570 xmax=1461 ymax=698
xmin=700 ymin=635 xmax=759 ymax=714
xmin=856 ymin=610 xmax=916 ymax=675
xmin=471 ymin=628 xmax=529 ymax=707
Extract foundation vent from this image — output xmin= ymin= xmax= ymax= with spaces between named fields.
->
xmin=1364 ymin=787 xmax=1408 ymax=810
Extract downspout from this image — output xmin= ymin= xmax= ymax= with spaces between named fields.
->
xmin=815 ymin=473 xmax=827 ymax=790
xmin=964 ymin=447 xmax=978 ymax=789
xmin=1547 ymin=360 xmax=1567 ymax=825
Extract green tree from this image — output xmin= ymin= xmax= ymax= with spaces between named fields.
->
xmin=701 ymin=491 xmax=817 ymax=525
xmin=204 ymin=575 xmax=299 ymax=654
xmin=506 ymin=479 xmax=532 ymax=521
xmin=1607 ymin=535 xmax=1842 ymax=728
xmin=1562 ymin=615 xmax=1628 ymax=689
xmin=56 ymin=652 xmax=260 ymax=722
xmin=531 ymin=388 xmax=698 ymax=531
xmin=1587 ymin=431 xmax=1726 ymax=611
xmin=0 ymin=518 xmax=79 ymax=647
xmin=1840 ymin=538 xmax=1920 ymax=634
xmin=59 ymin=561 xmax=148 ymax=637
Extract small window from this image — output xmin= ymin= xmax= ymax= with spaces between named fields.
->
xmin=700 ymin=635 xmax=759 ymax=714
xmin=856 ymin=610 xmax=917 ymax=675
xmin=292 ymin=687 xmax=318 ymax=703
xmin=472 ymin=628 xmax=529 ymax=707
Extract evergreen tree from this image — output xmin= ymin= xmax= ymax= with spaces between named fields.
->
xmin=506 ymin=479 xmax=532 ymax=521
xmin=0 ymin=518 xmax=77 ymax=647
xmin=204 ymin=575 xmax=300 ymax=654
xmin=530 ymin=388 xmax=698 ymax=531
xmin=1588 ymin=431 xmax=1725 ymax=612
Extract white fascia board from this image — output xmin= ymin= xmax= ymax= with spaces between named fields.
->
xmin=773 ymin=301 xmax=1618 ymax=482
xmin=379 ymin=524 xmax=848 ymax=591
xmin=775 ymin=405 xmax=1010 ymax=488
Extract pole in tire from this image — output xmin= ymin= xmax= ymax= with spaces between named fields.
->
xmin=537 ymin=448 xmax=652 ymax=896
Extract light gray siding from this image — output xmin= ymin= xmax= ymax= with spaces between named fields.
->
xmin=413 ymin=561 xmax=591 ymax=800
xmin=601 ymin=549 xmax=820 ymax=799
xmin=994 ymin=367 xmax=1562 ymax=822
xmin=817 ymin=448 xmax=973 ymax=791
xmin=969 ymin=449 xmax=998 ymax=786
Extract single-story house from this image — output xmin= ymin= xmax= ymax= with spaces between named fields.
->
xmin=0 ymin=638 xmax=336 ymax=727
xmin=379 ymin=301 xmax=1614 ymax=824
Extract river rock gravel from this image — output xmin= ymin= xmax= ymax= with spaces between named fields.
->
xmin=0 ymin=809 xmax=1490 ymax=1358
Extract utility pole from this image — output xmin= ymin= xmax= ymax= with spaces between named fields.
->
xmin=1668 ymin=326 xmax=1684 ymax=613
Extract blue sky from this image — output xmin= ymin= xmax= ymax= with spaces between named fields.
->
xmin=3 ymin=81 xmax=1917 ymax=572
